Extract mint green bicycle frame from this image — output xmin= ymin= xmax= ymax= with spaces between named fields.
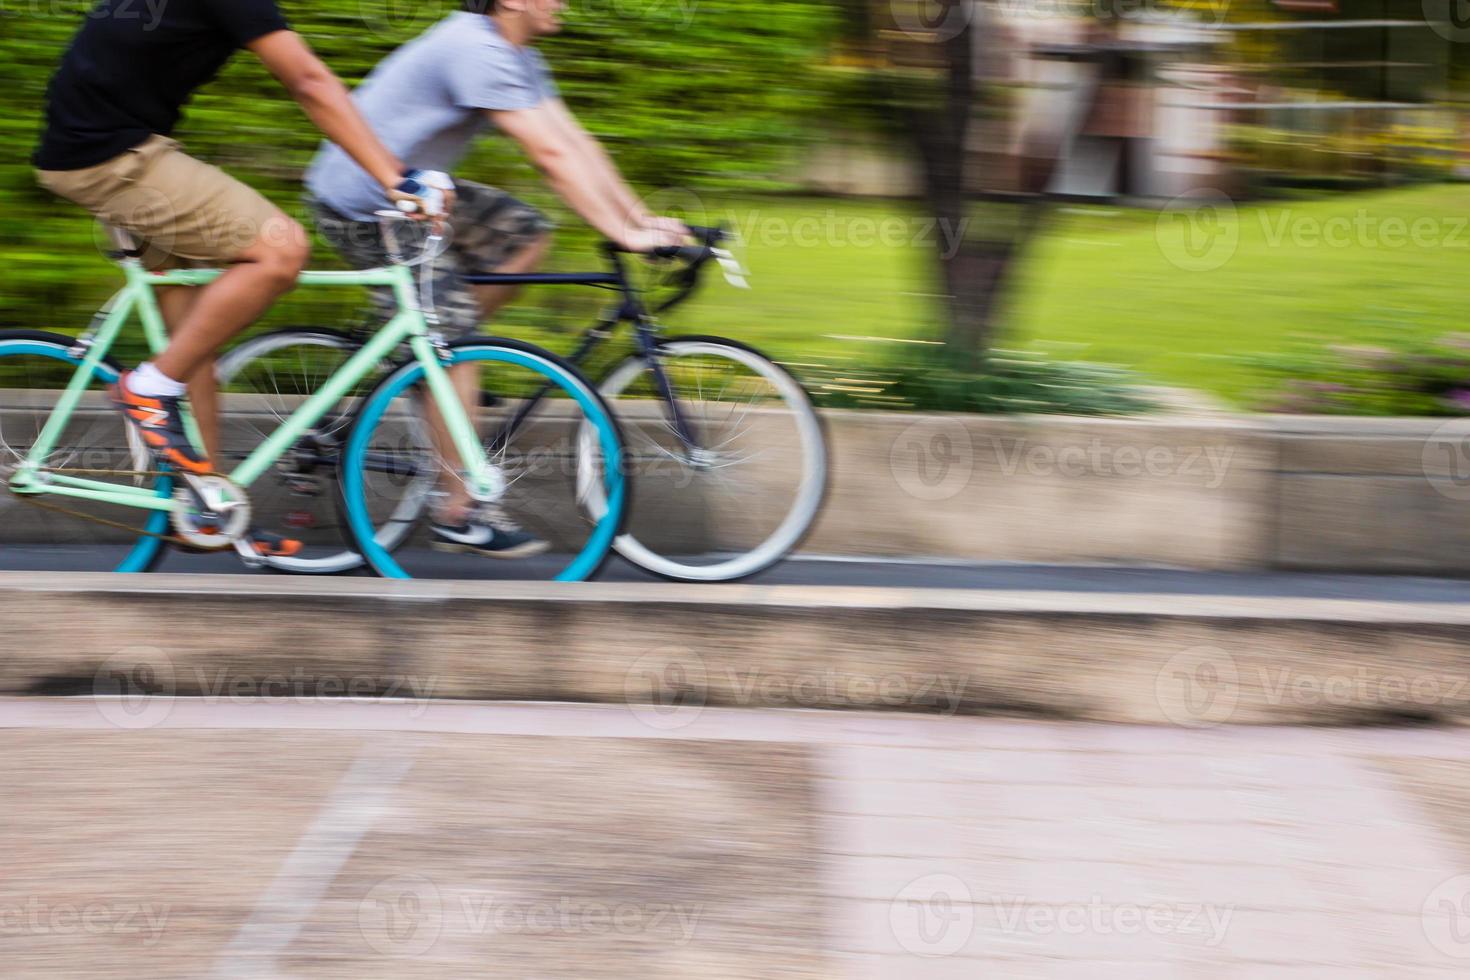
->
xmin=8 ymin=257 xmax=497 ymax=513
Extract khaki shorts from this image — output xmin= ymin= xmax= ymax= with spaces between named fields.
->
xmin=36 ymin=134 xmax=285 ymax=270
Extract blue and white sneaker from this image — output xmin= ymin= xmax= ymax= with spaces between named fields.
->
xmin=429 ymin=505 xmax=549 ymax=559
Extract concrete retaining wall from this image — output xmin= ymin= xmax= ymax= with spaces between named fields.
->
xmin=4 ymin=573 xmax=1470 ymax=726
xmin=4 ymin=393 xmax=1468 ymax=573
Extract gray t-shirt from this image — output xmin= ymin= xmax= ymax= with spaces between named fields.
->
xmin=306 ymin=12 xmax=557 ymax=221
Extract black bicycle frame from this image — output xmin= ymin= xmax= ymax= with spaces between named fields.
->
xmin=462 ymin=243 xmax=701 ymax=453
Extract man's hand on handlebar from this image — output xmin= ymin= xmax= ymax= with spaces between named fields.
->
xmin=640 ymin=214 xmax=691 ymax=239
xmin=387 ymin=169 xmax=456 ymax=230
xmin=616 ymin=223 xmax=687 ymax=254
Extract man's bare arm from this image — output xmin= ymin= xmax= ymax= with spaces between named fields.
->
xmin=248 ymin=31 xmax=404 ymax=194
xmin=539 ymin=100 xmax=651 ymax=228
xmin=491 ymin=105 xmax=680 ymax=251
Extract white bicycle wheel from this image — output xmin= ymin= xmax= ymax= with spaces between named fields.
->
xmin=578 ymin=336 xmax=826 ymax=581
xmin=215 ymin=328 xmax=430 ymax=574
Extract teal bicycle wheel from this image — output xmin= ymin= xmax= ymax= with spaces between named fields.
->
xmin=0 ymin=330 xmax=171 ymax=573
xmin=338 ymin=337 xmax=626 ymax=581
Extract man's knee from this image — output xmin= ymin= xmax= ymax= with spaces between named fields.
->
xmin=243 ymin=216 xmax=310 ymax=289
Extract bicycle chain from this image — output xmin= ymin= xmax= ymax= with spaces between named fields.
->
xmin=8 ymin=467 xmax=191 ymax=546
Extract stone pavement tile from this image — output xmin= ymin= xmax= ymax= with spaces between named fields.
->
xmin=1158 ymin=909 xmax=1361 ymax=965
xmin=818 ymin=777 xmax=978 ymax=818
xmin=928 ymin=749 xmax=1090 ymax=786
xmin=1302 ymin=862 xmax=1467 ymax=916
xmin=1370 ymin=756 xmax=1470 ymax=865
xmin=1156 ymin=862 xmax=1320 ymax=911
xmin=0 ymin=729 xmax=367 ymax=980
xmin=827 ymin=856 xmax=1177 ymax=907
xmin=842 ymin=952 xmax=1192 ymax=980
xmin=284 ymin=734 xmax=830 ymax=979
xmin=840 ymin=897 xmax=1196 ymax=960
xmin=824 ymin=813 xmax=969 ymax=859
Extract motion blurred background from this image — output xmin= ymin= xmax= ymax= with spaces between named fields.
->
xmin=5 ymin=0 xmax=1470 ymax=417
xmin=11 ymin=3 xmax=1470 ymax=978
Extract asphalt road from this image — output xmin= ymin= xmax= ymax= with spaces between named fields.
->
xmin=3 ymin=542 xmax=1470 ymax=602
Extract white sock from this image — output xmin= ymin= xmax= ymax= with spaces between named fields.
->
xmin=127 ymin=361 xmax=187 ymax=399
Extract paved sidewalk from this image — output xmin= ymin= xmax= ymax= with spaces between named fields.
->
xmin=3 ymin=699 xmax=1470 ymax=977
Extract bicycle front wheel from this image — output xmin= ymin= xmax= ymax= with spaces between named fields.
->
xmin=0 ymin=330 xmax=171 ymax=573
xmin=339 ymin=337 xmax=626 ymax=581
xmin=583 ymin=336 xmax=827 ymax=582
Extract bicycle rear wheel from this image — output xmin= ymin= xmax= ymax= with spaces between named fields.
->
xmin=339 ymin=337 xmax=626 ymax=581
xmin=215 ymin=328 xmax=385 ymax=574
xmin=0 ymin=330 xmax=171 ymax=572
xmin=582 ymin=336 xmax=826 ymax=582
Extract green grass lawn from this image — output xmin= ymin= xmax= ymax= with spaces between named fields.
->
xmin=12 ymin=185 xmax=1469 ymax=408
xmin=533 ymin=185 xmax=1470 ymax=406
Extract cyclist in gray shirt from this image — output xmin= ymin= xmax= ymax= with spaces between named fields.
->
xmin=306 ymin=0 xmax=685 ymax=558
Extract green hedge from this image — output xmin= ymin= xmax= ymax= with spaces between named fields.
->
xmin=0 ymin=0 xmax=835 ymax=360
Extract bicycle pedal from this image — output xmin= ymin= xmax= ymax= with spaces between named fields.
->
xmin=232 ymin=537 xmax=268 ymax=570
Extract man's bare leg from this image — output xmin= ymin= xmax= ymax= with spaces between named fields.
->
xmin=155 ymin=286 xmax=220 ymax=461
xmin=141 ymin=215 xmax=310 ymax=401
xmin=418 ymin=233 xmax=551 ymax=523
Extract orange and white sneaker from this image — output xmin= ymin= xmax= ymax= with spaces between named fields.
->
xmin=109 ymin=370 xmax=212 ymax=475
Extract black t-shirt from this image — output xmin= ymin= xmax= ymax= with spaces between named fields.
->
xmin=33 ymin=0 xmax=289 ymax=170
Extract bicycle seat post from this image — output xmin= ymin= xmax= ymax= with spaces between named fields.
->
xmin=101 ymin=222 xmax=145 ymax=265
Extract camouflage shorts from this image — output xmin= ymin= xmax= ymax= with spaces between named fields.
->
xmin=305 ymin=180 xmax=552 ymax=337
